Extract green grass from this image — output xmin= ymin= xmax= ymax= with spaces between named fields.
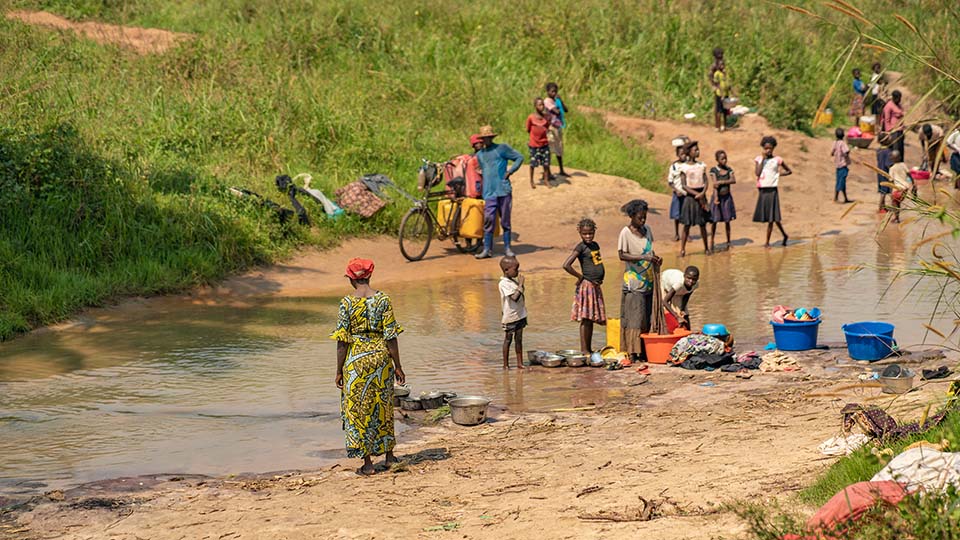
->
xmin=1 ymin=0 xmax=958 ymax=340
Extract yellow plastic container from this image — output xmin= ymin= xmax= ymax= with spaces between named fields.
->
xmin=606 ymin=318 xmax=621 ymax=352
xmin=814 ymin=108 xmax=834 ymax=126
xmin=859 ymin=115 xmax=876 ymax=134
xmin=438 ymin=198 xmax=498 ymax=239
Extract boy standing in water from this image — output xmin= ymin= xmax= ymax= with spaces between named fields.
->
xmin=831 ymin=128 xmax=851 ymax=203
xmin=498 ymin=256 xmax=527 ymax=369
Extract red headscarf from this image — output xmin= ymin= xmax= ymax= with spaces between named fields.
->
xmin=345 ymin=258 xmax=375 ymax=280
xmin=469 ymin=134 xmax=483 ymax=146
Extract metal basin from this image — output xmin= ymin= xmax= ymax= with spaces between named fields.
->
xmin=565 ymin=354 xmax=588 ymax=367
xmin=880 ymin=372 xmax=915 ymax=394
xmin=420 ymin=391 xmax=444 ymax=410
xmin=399 ymin=396 xmax=422 ymax=410
xmin=393 ymin=385 xmax=411 ymax=407
xmin=540 ymin=354 xmax=563 ymax=368
xmin=448 ymin=396 xmax=491 ymax=426
xmin=526 ymin=350 xmax=547 ymax=365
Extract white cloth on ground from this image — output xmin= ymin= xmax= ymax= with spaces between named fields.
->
xmin=818 ymin=434 xmax=870 ymax=456
xmin=871 ymin=447 xmax=960 ymax=491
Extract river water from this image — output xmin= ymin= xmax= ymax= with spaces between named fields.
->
xmin=0 ymin=226 xmax=954 ymax=495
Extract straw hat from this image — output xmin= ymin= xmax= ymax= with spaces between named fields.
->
xmin=478 ymin=125 xmax=498 ymax=138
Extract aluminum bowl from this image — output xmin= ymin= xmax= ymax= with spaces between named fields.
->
xmin=399 ymin=396 xmax=423 ymax=410
xmin=589 ymin=353 xmax=605 ymax=367
xmin=540 ymin=354 xmax=563 ymax=368
xmin=557 ymin=349 xmax=583 ymax=358
xmin=526 ymin=350 xmax=547 ymax=365
xmin=420 ymin=391 xmax=444 ymax=409
xmin=565 ymin=354 xmax=588 ymax=367
xmin=448 ymin=396 xmax=491 ymax=426
xmin=880 ymin=372 xmax=915 ymax=394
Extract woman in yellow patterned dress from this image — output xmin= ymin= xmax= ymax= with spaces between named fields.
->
xmin=330 ymin=258 xmax=406 ymax=475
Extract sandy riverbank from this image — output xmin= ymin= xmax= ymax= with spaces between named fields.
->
xmin=194 ymin=109 xmax=912 ymax=303
xmin=6 ymin=345 xmax=957 ymax=539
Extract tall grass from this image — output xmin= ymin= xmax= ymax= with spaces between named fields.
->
xmin=1 ymin=0 xmax=957 ymax=340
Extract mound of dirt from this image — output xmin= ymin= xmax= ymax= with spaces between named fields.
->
xmin=6 ymin=10 xmax=191 ymax=54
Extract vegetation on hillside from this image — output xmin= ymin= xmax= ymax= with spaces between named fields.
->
xmin=1 ymin=0 xmax=958 ymax=340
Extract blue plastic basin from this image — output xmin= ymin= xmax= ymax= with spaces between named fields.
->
xmin=842 ymin=321 xmax=896 ymax=361
xmin=770 ymin=319 xmax=821 ymax=351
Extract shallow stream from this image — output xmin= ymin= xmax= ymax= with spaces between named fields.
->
xmin=0 ymin=227 xmax=954 ymax=495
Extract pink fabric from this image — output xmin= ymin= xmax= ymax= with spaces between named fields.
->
xmin=466 ymin=155 xmax=483 ymax=198
xmin=846 ymin=126 xmax=862 ymax=138
xmin=806 ymin=481 xmax=908 ymax=539
xmin=881 ymin=101 xmax=904 ymax=131
xmin=571 ymin=280 xmax=607 ymax=323
xmin=772 ymin=305 xmax=790 ymax=324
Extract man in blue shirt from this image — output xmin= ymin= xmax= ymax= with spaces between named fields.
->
xmin=474 ymin=125 xmax=524 ymax=259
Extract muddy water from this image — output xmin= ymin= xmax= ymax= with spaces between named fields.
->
xmin=0 ymin=227 xmax=952 ymax=495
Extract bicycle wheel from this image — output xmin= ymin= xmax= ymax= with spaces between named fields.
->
xmin=399 ymin=208 xmax=433 ymax=261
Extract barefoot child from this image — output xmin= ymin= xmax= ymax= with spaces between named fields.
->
xmin=679 ymin=141 xmax=711 ymax=256
xmin=876 ymin=133 xmax=894 ymax=213
xmin=753 ymin=136 xmax=792 ymax=248
xmin=888 ymin=150 xmax=914 ymax=223
xmin=831 ymin=128 xmax=851 ymax=203
xmin=563 ymin=218 xmax=607 ymax=352
xmin=498 ymin=256 xmax=527 ymax=369
xmin=668 ymin=136 xmax=689 ymax=241
xmin=525 ymin=98 xmax=552 ymax=189
xmin=709 ymin=150 xmax=736 ymax=251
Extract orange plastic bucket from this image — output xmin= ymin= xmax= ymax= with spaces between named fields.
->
xmin=641 ymin=329 xmax=692 ymax=364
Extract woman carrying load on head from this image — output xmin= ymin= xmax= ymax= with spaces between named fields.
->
xmin=331 ymin=258 xmax=406 ymax=476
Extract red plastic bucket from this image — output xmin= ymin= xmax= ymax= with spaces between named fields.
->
xmin=641 ymin=329 xmax=692 ymax=364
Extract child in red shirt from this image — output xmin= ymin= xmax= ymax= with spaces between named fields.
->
xmin=525 ymin=98 xmax=552 ymax=189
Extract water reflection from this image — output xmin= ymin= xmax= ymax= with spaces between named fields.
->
xmin=0 ymin=227 xmax=954 ymax=495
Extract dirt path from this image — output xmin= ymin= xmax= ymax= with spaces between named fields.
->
xmin=5 ymin=10 xmax=191 ymax=54
xmin=11 ymin=350 xmax=956 ymax=539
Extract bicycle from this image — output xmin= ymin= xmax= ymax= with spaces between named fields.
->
xmin=397 ymin=158 xmax=482 ymax=262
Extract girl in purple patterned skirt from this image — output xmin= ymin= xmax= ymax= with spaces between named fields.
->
xmin=709 ymin=149 xmax=737 ymax=252
xmin=563 ymin=218 xmax=606 ymax=352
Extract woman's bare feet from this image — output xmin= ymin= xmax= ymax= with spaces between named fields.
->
xmin=384 ymin=452 xmax=401 ymax=466
xmin=782 ymin=234 xmax=789 ymax=247
xmin=360 ymin=457 xmax=376 ymax=476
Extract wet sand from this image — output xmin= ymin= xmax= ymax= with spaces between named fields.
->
xmin=9 ymin=348 xmax=958 ymax=539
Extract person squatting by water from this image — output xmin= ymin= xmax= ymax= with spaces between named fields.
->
xmin=563 ymin=218 xmax=606 ymax=353
xmin=498 ymin=256 xmax=527 ymax=369
xmin=753 ymin=135 xmax=792 ymax=248
xmin=661 ymin=266 xmax=700 ymax=332
xmin=618 ymin=199 xmax=661 ymax=363
xmin=474 ymin=125 xmax=524 ymax=259
xmin=331 ymin=258 xmax=405 ymax=476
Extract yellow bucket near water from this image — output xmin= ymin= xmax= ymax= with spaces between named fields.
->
xmin=606 ymin=318 xmax=621 ymax=352
xmin=814 ymin=108 xmax=834 ymax=126
xmin=437 ymin=198 xmax=498 ymax=239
